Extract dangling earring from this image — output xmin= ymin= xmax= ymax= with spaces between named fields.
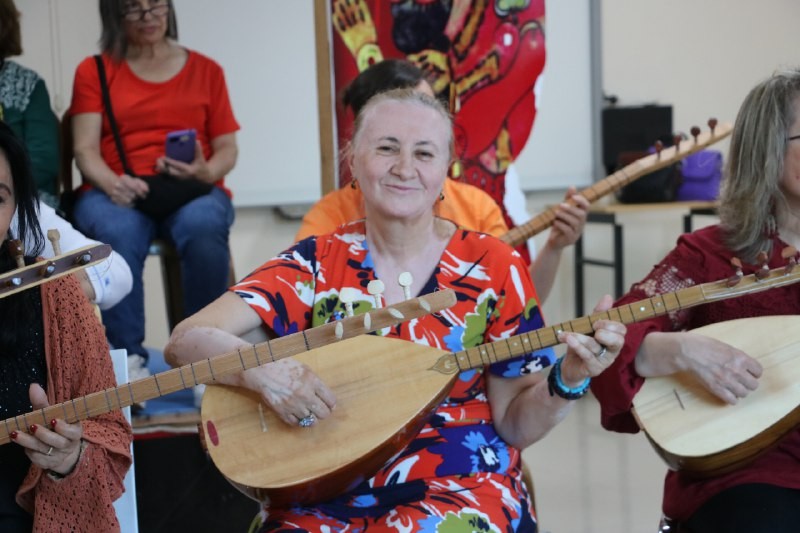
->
xmin=449 ymin=160 xmax=462 ymax=180
xmin=351 ymin=179 xmax=358 ymax=190
xmin=438 ymin=191 xmax=445 ymax=202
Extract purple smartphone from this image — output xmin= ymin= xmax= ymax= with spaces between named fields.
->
xmin=165 ymin=129 xmax=196 ymax=163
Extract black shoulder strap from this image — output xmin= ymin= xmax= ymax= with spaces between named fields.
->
xmin=94 ymin=55 xmax=135 ymax=177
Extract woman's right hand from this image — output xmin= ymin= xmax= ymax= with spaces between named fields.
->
xmin=106 ymin=174 xmax=149 ymax=207
xmin=638 ymin=331 xmax=763 ymax=405
xmin=240 ymin=359 xmax=337 ymax=427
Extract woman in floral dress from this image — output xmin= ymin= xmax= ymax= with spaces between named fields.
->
xmin=165 ymin=89 xmax=626 ymax=532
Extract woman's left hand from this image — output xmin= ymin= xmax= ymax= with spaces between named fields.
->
xmin=557 ymin=295 xmax=626 ymax=385
xmin=156 ymin=140 xmax=214 ymax=183
xmin=11 ymin=384 xmax=83 ymax=476
xmin=546 ymin=186 xmax=590 ymax=250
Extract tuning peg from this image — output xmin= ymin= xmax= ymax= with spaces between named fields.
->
xmin=708 ymin=118 xmax=718 ymax=135
xmin=74 ymin=252 xmax=93 ymax=266
xmin=653 ymin=140 xmax=664 ymax=159
xmin=690 ymin=126 xmax=701 ymax=143
xmin=726 ymin=257 xmax=743 ymax=287
xmin=47 ymin=229 xmax=62 ymax=256
xmin=6 ymin=239 xmax=24 ymax=269
xmin=782 ymin=246 xmax=797 ymax=274
xmin=339 ymin=287 xmax=358 ymax=317
xmin=673 ymin=134 xmax=683 ymax=152
xmin=398 ymin=272 xmax=413 ymax=300
xmin=39 ymin=260 xmax=57 ymax=278
xmin=755 ymin=251 xmax=770 ymax=280
xmin=367 ymin=279 xmax=385 ymax=309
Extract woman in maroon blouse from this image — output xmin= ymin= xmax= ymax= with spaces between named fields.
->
xmin=591 ymin=69 xmax=800 ymax=532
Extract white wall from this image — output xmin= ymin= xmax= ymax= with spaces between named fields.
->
xmin=515 ymin=0 xmax=597 ymax=191
xmin=601 ymin=0 xmax=800 ymax=145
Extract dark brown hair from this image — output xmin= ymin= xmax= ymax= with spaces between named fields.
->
xmin=0 ymin=0 xmax=22 ymax=59
xmin=99 ymin=0 xmax=178 ymax=60
xmin=342 ymin=59 xmax=428 ymax=116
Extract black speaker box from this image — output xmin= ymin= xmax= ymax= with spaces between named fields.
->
xmin=602 ymin=105 xmax=673 ymax=174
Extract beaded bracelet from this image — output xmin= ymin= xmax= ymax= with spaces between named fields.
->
xmin=547 ymin=356 xmax=591 ymax=400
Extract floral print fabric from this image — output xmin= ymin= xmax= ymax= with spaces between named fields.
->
xmin=233 ymin=221 xmax=554 ymax=532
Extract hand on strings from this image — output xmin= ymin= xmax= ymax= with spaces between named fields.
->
xmin=241 ymin=359 xmax=337 ymax=427
xmin=557 ymin=295 xmax=626 ymax=385
xmin=546 ymin=186 xmax=590 ymax=250
xmin=10 ymin=384 xmax=84 ymax=476
xmin=677 ymin=332 xmax=762 ymax=405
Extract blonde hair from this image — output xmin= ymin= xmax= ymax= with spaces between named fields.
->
xmin=719 ymin=68 xmax=800 ymax=262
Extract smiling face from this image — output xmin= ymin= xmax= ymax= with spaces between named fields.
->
xmin=351 ymin=92 xmax=452 ymax=222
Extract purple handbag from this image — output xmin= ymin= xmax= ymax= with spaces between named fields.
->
xmin=676 ymin=150 xmax=723 ymax=201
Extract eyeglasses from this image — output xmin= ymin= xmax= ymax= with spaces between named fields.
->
xmin=123 ymin=1 xmax=169 ymax=21
xmin=789 ymin=134 xmax=800 ymax=142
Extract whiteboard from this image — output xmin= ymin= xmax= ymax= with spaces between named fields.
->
xmin=514 ymin=0 xmax=598 ymax=191
xmin=168 ymin=0 xmax=323 ymax=207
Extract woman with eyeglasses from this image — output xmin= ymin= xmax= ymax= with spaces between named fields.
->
xmin=69 ymin=0 xmax=240 ymax=383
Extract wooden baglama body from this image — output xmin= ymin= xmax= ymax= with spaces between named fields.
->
xmin=201 ymin=336 xmax=456 ymax=506
xmin=632 ymin=316 xmax=800 ymax=476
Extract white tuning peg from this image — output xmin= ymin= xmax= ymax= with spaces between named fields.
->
xmin=339 ymin=287 xmax=358 ymax=317
xmin=398 ymin=272 xmax=413 ymax=300
xmin=47 ymin=229 xmax=62 ymax=256
xmin=367 ymin=279 xmax=384 ymax=308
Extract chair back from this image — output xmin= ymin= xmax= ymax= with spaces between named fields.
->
xmin=58 ymin=112 xmax=75 ymax=198
xmin=110 ymin=348 xmax=139 ymax=533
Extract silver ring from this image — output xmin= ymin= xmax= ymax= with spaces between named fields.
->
xmin=46 ymin=446 xmax=53 ymax=456
xmin=298 ymin=414 xmax=316 ymax=428
xmin=596 ymin=345 xmax=608 ymax=359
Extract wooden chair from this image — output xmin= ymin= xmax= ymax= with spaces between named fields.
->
xmin=59 ymin=112 xmax=236 ymax=330
xmin=109 ymin=348 xmax=139 ymax=533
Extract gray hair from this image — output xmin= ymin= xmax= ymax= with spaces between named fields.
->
xmin=719 ymin=67 xmax=800 ymax=262
xmin=349 ymin=88 xmax=455 ymax=162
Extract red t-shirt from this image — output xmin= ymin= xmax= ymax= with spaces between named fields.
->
xmin=70 ymin=50 xmax=239 ymax=195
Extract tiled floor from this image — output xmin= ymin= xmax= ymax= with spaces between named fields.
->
xmin=523 ymin=395 xmax=666 ymax=533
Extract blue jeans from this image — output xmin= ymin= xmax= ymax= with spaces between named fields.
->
xmin=74 ymin=187 xmax=235 ymax=358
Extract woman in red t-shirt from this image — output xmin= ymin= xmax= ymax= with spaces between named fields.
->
xmin=69 ymin=0 xmax=240 ymax=379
